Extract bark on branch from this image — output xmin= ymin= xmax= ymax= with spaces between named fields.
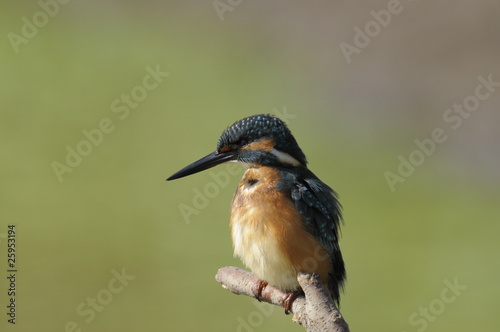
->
xmin=215 ymin=266 xmax=350 ymax=332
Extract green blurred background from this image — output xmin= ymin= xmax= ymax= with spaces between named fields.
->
xmin=1 ymin=1 xmax=499 ymax=331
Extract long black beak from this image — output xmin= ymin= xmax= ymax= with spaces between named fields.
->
xmin=166 ymin=150 xmax=237 ymax=181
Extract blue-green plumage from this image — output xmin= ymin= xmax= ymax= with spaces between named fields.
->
xmin=278 ymin=166 xmax=345 ymax=306
xmin=217 ymin=114 xmax=307 ymax=166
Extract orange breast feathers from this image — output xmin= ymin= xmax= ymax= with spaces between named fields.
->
xmin=230 ymin=167 xmax=332 ymax=291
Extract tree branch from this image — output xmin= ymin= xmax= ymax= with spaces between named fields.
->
xmin=215 ymin=266 xmax=349 ymax=332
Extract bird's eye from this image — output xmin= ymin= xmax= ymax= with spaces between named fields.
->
xmin=247 ymin=179 xmax=258 ymax=186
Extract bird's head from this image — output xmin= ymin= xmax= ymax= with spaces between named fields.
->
xmin=167 ymin=114 xmax=307 ymax=180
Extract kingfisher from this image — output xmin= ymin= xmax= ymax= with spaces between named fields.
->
xmin=167 ymin=114 xmax=345 ymax=311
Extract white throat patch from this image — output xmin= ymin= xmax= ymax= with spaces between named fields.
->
xmin=270 ymin=148 xmax=302 ymax=166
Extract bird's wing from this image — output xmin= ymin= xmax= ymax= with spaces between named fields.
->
xmin=290 ymin=174 xmax=342 ymax=252
xmin=288 ymin=169 xmax=345 ymax=305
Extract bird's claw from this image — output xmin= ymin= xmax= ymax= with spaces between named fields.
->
xmin=253 ymin=280 xmax=268 ymax=301
xmin=283 ymin=289 xmax=304 ymax=314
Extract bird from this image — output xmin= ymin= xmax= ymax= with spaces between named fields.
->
xmin=167 ymin=114 xmax=345 ymax=312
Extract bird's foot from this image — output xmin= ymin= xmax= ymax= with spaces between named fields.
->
xmin=283 ymin=289 xmax=304 ymax=315
xmin=252 ymin=280 xmax=268 ymax=301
